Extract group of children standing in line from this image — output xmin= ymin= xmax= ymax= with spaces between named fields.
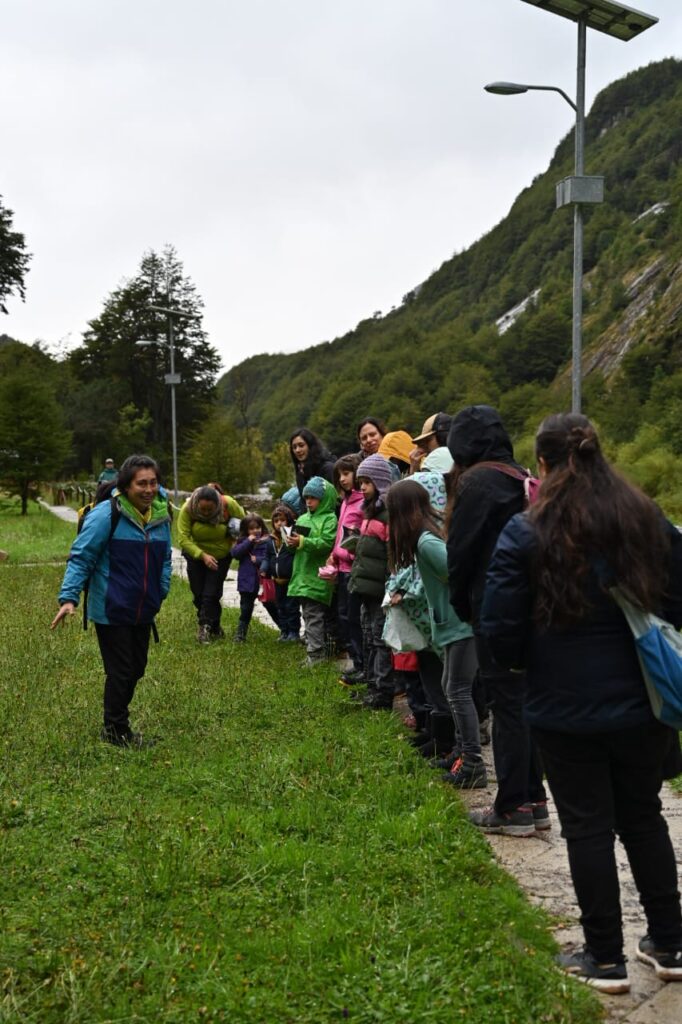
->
xmin=210 ymin=436 xmax=486 ymax=791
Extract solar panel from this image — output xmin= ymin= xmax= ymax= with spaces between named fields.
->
xmin=520 ymin=0 xmax=658 ymax=41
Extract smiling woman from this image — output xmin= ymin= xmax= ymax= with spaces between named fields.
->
xmin=50 ymin=454 xmax=172 ymax=749
xmin=288 ymin=427 xmax=335 ymax=497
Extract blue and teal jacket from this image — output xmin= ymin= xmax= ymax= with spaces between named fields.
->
xmin=58 ymin=495 xmax=172 ymax=625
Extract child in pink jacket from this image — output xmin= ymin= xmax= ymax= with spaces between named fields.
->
xmin=329 ymin=455 xmax=365 ymax=683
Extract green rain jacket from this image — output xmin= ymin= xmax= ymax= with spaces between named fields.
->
xmin=287 ymin=481 xmax=338 ymax=606
xmin=417 ymin=531 xmax=473 ymax=647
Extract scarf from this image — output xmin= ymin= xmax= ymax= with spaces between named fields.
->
xmin=188 ymin=487 xmax=224 ymax=526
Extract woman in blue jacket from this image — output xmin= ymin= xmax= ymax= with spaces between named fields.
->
xmin=51 ymin=454 xmax=172 ymax=748
xmin=481 ymin=413 xmax=682 ymax=994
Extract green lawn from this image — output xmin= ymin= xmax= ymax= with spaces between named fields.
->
xmin=0 ymin=496 xmax=74 ymax=564
xmin=0 ymin=508 xmax=599 ymax=1023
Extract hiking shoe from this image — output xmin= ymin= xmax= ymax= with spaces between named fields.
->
xmin=636 ymin=936 xmax=682 ymax=981
xmin=339 ymin=669 xmax=366 ymax=686
xmin=100 ymin=728 xmax=156 ymax=750
xmin=233 ymin=630 xmax=246 ymax=643
xmin=430 ymin=749 xmax=462 ymax=770
xmin=468 ymin=805 xmax=535 ymax=837
xmin=211 ymin=626 xmax=226 ymax=640
xmin=532 ymin=801 xmax=551 ymax=831
xmin=197 ymin=624 xmax=211 ymax=645
xmin=442 ymin=759 xmax=488 ymax=789
xmin=362 ymin=694 xmax=393 ymax=711
xmin=557 ymin=950 xmax=630 ymax=994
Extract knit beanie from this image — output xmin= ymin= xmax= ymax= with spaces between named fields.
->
xmin=302 ymin=475 xmax=326 ymax=500
xmin=357 ymin=454 xmax=394 ymax=498
xmin=378 ymin=430 xmax=414 ymax=464
xmin=280 ymin=486 xmax=305 ymax=516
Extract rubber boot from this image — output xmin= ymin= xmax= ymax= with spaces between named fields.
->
xmin=430 ymin=712 xmax=456 ymax=756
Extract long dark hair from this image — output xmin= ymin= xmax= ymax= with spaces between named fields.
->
xmin=386 ymin=479 xmax=443 ymax=572
xmin=289 ymin=427 xmax=332 ymax=479
xmin=531 ymin=413 xmax=669 ymax=627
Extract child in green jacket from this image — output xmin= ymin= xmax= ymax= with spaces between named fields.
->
xmin=287 ymin=476 xmax=338 ymax=666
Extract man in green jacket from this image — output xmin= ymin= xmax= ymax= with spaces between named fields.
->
xmin=287 ymin=476 xmax=338 ymax=666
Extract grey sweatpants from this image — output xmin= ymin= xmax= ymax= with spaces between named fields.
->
xmin=300 ymin=598 xmax=327 ymax=659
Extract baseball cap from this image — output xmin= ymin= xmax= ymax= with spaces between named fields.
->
xmin=412 ymin=413 xmax=451 ymax=446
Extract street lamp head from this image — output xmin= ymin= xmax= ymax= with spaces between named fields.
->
xmin=484 ymin=81 xmax=530 ymax=95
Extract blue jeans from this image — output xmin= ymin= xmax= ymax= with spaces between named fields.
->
xmin=275 ymin=582 xmax=300 ymax=637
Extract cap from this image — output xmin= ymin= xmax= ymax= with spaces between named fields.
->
xmin=105 ymin=458 xmax=114 ymax=465
xmin=413 ymin=414 xmax=442 ymax=445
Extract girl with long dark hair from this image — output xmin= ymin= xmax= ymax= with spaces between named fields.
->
xmin=387 ymin=480 xmax=484 ymax=786
xmin=481 ymin=413 xmax=682 ymax=994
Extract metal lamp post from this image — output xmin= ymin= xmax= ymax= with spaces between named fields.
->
xmin=136 ymin=304 xmax=191 ymax=505
xmin=485 ymin=0 xmax=658 ymax=414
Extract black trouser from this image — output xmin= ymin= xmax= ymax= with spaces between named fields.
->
xmin=184 ymin=554 xmax=231 ymax=629
xmin=338 ymin=572 xmax=364 ymax=671
xmin=238 ymin=591 xmax=280 ymax=634
xmin=533 ymin=720 xmax=682 ymax=962
xmin=475 ymin=635 xmax=546 ymax=814
xmin=274 ymin=582 xmax=300 ymax=637
xmin=95 ymin=622 xmax=151 ymax=736
xmin=416 ymin=648 xmax=449 ymax=714
xmin=360 ymin=597 xmax=394 ymax=701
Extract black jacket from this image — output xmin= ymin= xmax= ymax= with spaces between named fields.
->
xmin=481 ymin=513 xmax=682 ymax=733
xmin=446 ymin=405 xmax=526 ymax=627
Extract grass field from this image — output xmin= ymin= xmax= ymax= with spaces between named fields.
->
xmin=0 ymin=496 xmax=75 ymax=565
xmin=0 ymin=502 xmax=599 ymax=1023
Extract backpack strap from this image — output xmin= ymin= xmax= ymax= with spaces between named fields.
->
xmin=83 ymin=496 xmax=122 ymax=630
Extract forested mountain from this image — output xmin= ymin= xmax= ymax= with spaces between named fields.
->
xmin=218 ymin=59 xmax=682 ymax=504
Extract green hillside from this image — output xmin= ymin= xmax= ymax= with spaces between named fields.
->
xmin=218 ymin=58 xmax=682 ymax=507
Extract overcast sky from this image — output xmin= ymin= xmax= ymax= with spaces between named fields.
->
xmin=1 ymin=0 xmax=680 ymax=372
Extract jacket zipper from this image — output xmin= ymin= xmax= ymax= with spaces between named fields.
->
xmin=136 ymin=534 xmax=150 ymax=624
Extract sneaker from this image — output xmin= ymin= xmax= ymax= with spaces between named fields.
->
xmin=468 ymin=805 xmax=535 ymax=838
xmin=636 ymin=936 xmax=682 ymax=981
xmin=211 ymin=626 xmax=226 ymax=640
xmin=532 ymin=801 xmax=551 ymax=831
xmin=442 ymin=759 xmax=488 ymax=789
xmin=302 ymin=655 xmax=326 ymax=668
xmin=197 ymin=624 xmax=212 ymax=645
xmin=284 ymin=633 xmax=300 ymax=642
xmin=557 ymin=949 xmax=630 ymax=994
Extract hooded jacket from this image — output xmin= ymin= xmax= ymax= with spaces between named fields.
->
xmin=287 ymin=480 xmax=338 ymax=605
xmin=58 ymin=494 xmax=172 ymax=625
xmin=330 ymin=488 xmax=364 ymax=573
xmin=446 ymin=405 xmax=527 ymax=627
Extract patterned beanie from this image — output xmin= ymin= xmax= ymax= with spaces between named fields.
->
xmin=357 ymin=454 xmax=394 ymax=498
xmin=302 ymin=475 xmax=327 ymax=500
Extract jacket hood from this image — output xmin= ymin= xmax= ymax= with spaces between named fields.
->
xmin=309 ymin=479 xmax=338 ymax=516
xmin=447 ymin=405 xmax=514 ymax=468
xmin=422 ymin=446 xmax=454 ymax=473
